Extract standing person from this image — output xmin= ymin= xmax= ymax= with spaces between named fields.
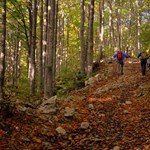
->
xmin=146 ymin=50 xmax=150 ymax=70
xmin=137 ymin=51 xmax=149 ymax=76
xmin=113 ymin=48 xmax=129 ymax=75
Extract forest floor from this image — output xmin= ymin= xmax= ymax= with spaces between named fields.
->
xmin=0 ymin=58 xmax=150 ymax=150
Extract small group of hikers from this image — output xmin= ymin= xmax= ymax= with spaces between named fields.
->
xmin=113 ymin=48 xmax=150 ymax=76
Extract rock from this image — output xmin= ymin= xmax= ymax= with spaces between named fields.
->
xmin=95 ymin=88 xmax=107 ymax=95
xmin=20 ymin=135 xmax=31 ymax=142
xmin=56 ymin=127 xmax=66 ymax=135
xmin=99 ymin=114 xmax=105 ymax=117
xmin=113 ymin=146 xmax=121 ymax=150
xmin=64 ymin=107 xmax=75 ymax=117
xmin=66 ymin=96 xmax=74 ymax=101
xmin=80 ymin=96 xmax=86 ymax=101
xmin=125 ymin=101 xmax=132 ymax=105
xmin=17 ymin=105 xmax=28 ymax=112
xmin=24 ymin=102 xmax=36 ymax=109
xmin=80 ymin=122 xmax=89 ymax=129
xmin=32 ymin=100 xmax=43 ymax=107
xmin=123 ymin=110 xmax=130 ymax=114
xmin=41 ymin=96 xmax=57 ymax=107
xmin=41 ymin=107 xmax=57 ymax=114
xmin=136 ymin=148 xmax=142 ymax=150
xmin=43 ymin=142 xmax=52 ymax=149
xmin=38 ymin=96 xmax=58 ymax=114
xmin=112 ymin=95 xmax=116 ymax=99
xmin=94 ymin=74 xmax=101 ymax=81
xmin=85 ymin=77 xmax=95 ymax=86
xmin=88 ymin=104 xmax=94 ymax=109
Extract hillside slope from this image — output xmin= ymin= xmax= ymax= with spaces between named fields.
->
xmin=0 ymin=58 xmax=150 ymax=150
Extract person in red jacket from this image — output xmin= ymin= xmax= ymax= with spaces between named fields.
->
xmin=113 ymin=48 xmax=129 ymax=75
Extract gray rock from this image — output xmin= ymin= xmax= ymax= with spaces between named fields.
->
xmin=43 ymin=142 xmax=52 ymax=149
xmin=85 ymin=77 xmax=95 ymax=86
xmin=41 ymin=107 xmax=57 ymax=114
xmin=113 ymin=146 xmax=121 ymax=150
xmin=64 ymin=107 xmax=75 ymax=117
xmin=41 ymin=96 xmax=57 ymax=107
xmin=81 ymin=122 xmax=89 ymax=129
xmin=125 ymin=101 xmax=132 ymax=105
xmin=99 ymin=114 xmax=105 ymax=117
xmin=20 ymin=135 xmax=31 ymax=142
xmin=38 ymin=96 xmax=58 ymax=114
xmin=17 ymin=105 xmax=28 ymax=112
xmin=123 ymin=110 xmax=130 ymax=114
xmin=56 ymin=127 xmax=66 ymax=135
xmin=88 ymin=104 xmax=94 ymax=109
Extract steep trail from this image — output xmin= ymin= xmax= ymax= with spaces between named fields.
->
xmin=59 ymin=58 xmax=150 ymax=149
xmin=0 ymin=58 xmax=150 ymax=149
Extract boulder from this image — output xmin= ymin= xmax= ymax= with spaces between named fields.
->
xmin=64 ymin=107 xmax=75 ymax=117
xmin=56 ymin=127 xmax=66 ymax=135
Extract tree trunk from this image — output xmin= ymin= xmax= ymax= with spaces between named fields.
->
xmin=0 ymin=0 xmax=6 ymax=99
xmin=98 ymin=0 xmax=104 ymax=62
xmin=87 ymin=0 xmax=95 ymax=76
xmin=44 ymin=0 xmax=55 ymax=98
xmin=53 ymin=0 xmax=58 ymax=89
xmin=65 ymin=19 xmax=69 ymax=70
xmin=43 ymin=0 xmax=48 ymax=94
xmin=27 ymin=0 xmax=38 ymax=95
xmin=57 ymin=16 xmax=64 ymax=75
xmin=108 ymin=0 xmax=116 ymax=52
xmin=80 ymin=0 xmax=86 ymax=75
xmin=38 ymin=0 xmax=43 ymax=92
xmin=15 ymin=40 xmax=21 ymax=85
xmin=29 ymin=0 xmax=37 ymax=95
xmin=57 ymin=17 xmax=61 ymax=74
xmin=116 ymin=0 xmax=121 ymax=48
xmin=84 ymin=4 xmax=90 ymax=73
xmin=136 ymin=0 xmax=141 ymax=54
xmin=148 ymin=3 xmax=150 ymax=23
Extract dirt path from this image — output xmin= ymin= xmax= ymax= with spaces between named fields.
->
xmin=57 ymin=58 xmax=150 ymax=149
xmin=0 ymin=58 xmax=150 ymax=150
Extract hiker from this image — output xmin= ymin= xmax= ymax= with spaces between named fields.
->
xmin=137 ymin=51 xmax=149 ymax=76
xmin=147 ymin=57 xmax=150 ymax=70
xmin=147 ymin=51 xmax=150 ymax=70
xmin=113 ymin=48 xmax=129 ymax=75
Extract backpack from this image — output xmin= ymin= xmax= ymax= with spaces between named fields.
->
xmin=117 ymin=50 xmax=123 ymax=60
xmin=141 ymin=52 xmax=148 ymax=59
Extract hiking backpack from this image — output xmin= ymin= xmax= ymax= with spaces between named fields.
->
xmin=117 ymin=50 xmax=123 ymax=60
xmin=141 ymin=52 xmax=148 ymax=59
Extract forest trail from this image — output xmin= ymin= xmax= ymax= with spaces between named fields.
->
xmin=0 ymin=58 xmax=150 ymax=150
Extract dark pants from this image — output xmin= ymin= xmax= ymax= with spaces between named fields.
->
xmin=117 ymin=61 xmax=124 ymax=75
xmin=141 ymin=60 xmax=147 ymax=76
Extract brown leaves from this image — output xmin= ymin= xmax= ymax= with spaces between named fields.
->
xmin=0 ymin=129 xmax=5 ymax=139
xmin=0 ymin=59 xmax=150 ymax=149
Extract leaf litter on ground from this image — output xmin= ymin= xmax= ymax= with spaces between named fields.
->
xmin=0 ymin=58 xmax=150 ymax=149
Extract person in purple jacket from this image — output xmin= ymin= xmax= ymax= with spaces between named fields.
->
xmin=113 ymin=48 xmax=129 ymax=75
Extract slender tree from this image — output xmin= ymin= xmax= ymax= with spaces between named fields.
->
xmin=116 ymin=0 xmax=122 ymax=48
xmin=44 ymin=0 xmax=56 ymax=98
xmin=0 ymin=0 xmax=6 ymax=99
xmin=38 ymin=0 xmax=43 ymax=92
xmin=57 ymin=15 xmax=64 ymax=75
xmin=80 ymin=0 xmax=86 ymax=75
xmin=12 ymin=30 xmax=21 ymax=86
xmin=28 ymin=0 xmax=37 ymax=95
xmin=87 ymin=0 xmax=95 ymax=76
xmin=98 ymin=0 xmax=104 ymax=62
xmin=108 ymin=0 xmax=116 ymax=52
xmin=136 ymin=0 xmax=141 ymax=53
xmin=43 ymin=0 xmax=48 ymax=92
xmin=53 ymin=0 xmax=58 ymax=89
